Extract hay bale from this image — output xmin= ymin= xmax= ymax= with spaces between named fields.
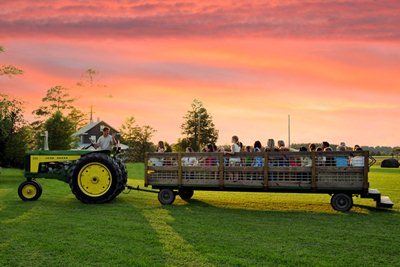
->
xmin=381 ymin=158 xmax=400 ymax=168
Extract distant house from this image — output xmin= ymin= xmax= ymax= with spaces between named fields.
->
xmin=72 ymin=120 xmax=128 ymax=150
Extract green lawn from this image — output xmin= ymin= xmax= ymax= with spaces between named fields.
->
xmin=1 ymin=163 xmax=399 ymax=266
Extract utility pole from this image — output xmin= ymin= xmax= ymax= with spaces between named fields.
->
xmin=198 ymin=115 xmax=201 ymax=152
xmin=288 ymin=114 xmax=291 ymax=148
xmin=90 ymin=106 xmax=93 ymax=123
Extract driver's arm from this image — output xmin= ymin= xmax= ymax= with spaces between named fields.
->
xmin=111 ymin=133 xmax=117 ymax=145
xmin=93 ymin=137 xmax=101 ymax=149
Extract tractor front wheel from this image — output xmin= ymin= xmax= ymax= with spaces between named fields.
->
xmin=18 ymin=180 xmax=42 ymax=201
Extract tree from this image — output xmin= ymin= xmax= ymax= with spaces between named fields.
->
xmin=171 ymin=138 xmax=192 ymax=152
xmin=68 ymin=107 xmax=88 ymax=130
xmin=33 ymin=85 xmax=75 ymax=117
xmin=0 ymin=46 xmax=23 ymax=76
xmin=44 ymin=111 xmax=75 ymax=150
xmin=76 ymin=68 xmax=106 ymax=89
xmin=180 ymin=99 xmax=218 ymax=151
xmin=32 ymin=86 xmax=88 ymax=148
xmin=0 ymin=47 xmax=28 ymax=166
xmin=4 ymin=126 xmax=33 ymax=167
xmin=120 ymin=116 xmax=156 ymax=162
xmin=0 ymin=94 xmax=32 ymax=167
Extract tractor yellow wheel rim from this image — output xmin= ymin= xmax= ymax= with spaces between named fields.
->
xmin=77 ymin=163 xmax=112 ymax=197
xmin=22 ymin=184 xmax=37 ymax=199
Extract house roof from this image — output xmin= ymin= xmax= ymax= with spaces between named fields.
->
xmin=72 ymin=120 xmax=119 ymax=137
xmin=72 ymin=121 xmax=100 ymax=137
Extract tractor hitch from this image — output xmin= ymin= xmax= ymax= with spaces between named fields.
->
xmin=125 ymin=185 xmax=159 ymax=194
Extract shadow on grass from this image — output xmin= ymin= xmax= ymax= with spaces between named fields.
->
xmin=353 ymin=204 xmax=396 ymax=213
xmin=0 ymin=182 xmax=37 ymax=224
xmin=157 ymin=198 xmax=400 ymax=265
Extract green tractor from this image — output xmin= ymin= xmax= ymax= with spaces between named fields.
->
xmin=18 ymin=149 xmax=127 ymax=203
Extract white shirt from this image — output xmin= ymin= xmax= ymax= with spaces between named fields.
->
xmin=351 ymin=156 xmax=364 ymax=167
xmin=182 ymin=157 xmax=198 ymax=166
xmin=97 ymin=135 xmax=113 ymax=150
xmin=232 ymin=143 xmax=241 ymax=153
xmin=229 ymin=143 xmax=241 ymax=164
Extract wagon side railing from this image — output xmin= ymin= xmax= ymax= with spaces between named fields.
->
xmin=145 ymin=151 xmax=370 ymax=192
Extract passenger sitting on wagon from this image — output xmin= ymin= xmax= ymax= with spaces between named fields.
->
xmin=245 ymin=146 xmax=253 ymax=166
xmin=224 ymin=135 xmax=241 ymax=166
xmin=218 ymin=146 xmax=230 ymax=166
xmin=335 ymin=145 xmax=348 ymax=167
xmin=265 ymin=139 xmax=275 ymax=152
xmin=324 ymin=147 xmax=335 ymax=166
xmin=205 ymin=144 xmax=216 ymax=166
xmin=308 ymin=143 xmax=316 ymax=152
xmin=157 ymin=141 xmax=166 ymax=153
xmin=299 ymin=146 xmax=311 ymax=181
xmin=238 ymin=142 xmax=244 ymax=151
xmin=277 ymin=140 xmax=286 ymax=150
xmin=289 ymin=157 xmax=301 ymax=166
xmin=322 ymin=141 xmax=330 ymax=150
xmin=289 ymin=147 xmax=301 ymax=167
xmin=182 ymin=147 xmax=198 ymax=166
xmin=350 ymin=147 xmax=365 ymax=167
xmin=277 ymin=140 xmax=289 ymax=166
xmin=338 ymin=142 xmax=347 ymax=150
xmin=149 ymin=141 xmax=166 ymax=166
xmin=253 ymin=141 xmax=263 ymax=167
xmin=299 ymin=146 xmax=312 ymax=167
xmin=316 ymin=147 xmax=325 ymax=166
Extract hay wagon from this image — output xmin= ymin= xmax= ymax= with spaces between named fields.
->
xmin=145 ymin=150 xmax=394 ymax=211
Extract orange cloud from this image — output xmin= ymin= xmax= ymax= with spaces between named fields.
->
xmin=1 ymin=1 xmax=399 ymax=146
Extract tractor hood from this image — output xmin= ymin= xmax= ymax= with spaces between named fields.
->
xmin=25 ymin=150 xmax=110 ymax=156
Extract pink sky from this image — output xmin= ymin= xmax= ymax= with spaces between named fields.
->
xmin=1 ymin=0 xmax=399 ymax=146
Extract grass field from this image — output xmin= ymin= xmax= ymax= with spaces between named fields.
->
xmin=1 ymin=162 xmax=399 ymax=266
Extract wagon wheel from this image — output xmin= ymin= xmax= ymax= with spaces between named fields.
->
xmin=18 ymin=180 xmax=42 ymax=201
xmin=330 ymin=193 xmax=353 ymax=212
xmin=69 ymin=153 xmax=123 ymax=204
xmin=158 ymin=188 xmax=176 ymax=205
xmin=178 ymin=188 xmax=194 ymax=201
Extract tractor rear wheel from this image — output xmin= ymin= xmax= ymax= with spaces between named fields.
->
xmin=178 ymin=188 xmax=194 ymax=201
xmin=158 ymin=188 xmax=176 ymax=205
xmin=69 ymin=153 xmax=124 ymax=204
xmin=115 ymin=158 xmax=128 ymax=194
xmin=18 ymin=180 xmax=42 ymax=201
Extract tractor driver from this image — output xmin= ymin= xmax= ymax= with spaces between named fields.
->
xmin=94 ymin=127 xmax=117 ymax=150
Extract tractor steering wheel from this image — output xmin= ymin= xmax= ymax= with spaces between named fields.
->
xmin=83 ymin=143 xmax=95 ymax=150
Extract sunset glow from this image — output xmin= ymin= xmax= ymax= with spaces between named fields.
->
xmin=1 ymin=1 xmax=399 ymax=146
